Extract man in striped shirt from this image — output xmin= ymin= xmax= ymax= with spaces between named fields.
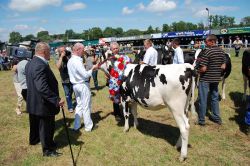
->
xmin=197 ymin=34 xmax=226 ymax=126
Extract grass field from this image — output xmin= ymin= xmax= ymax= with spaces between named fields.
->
xmin=0 ymin=49 xmax=249 ymax=166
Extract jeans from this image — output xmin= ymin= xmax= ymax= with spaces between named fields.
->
xmin=62 ymin=83 xmax=73 ymax=110
xmin=92 ymin=70 xmax=98 ymax=90
xmin=198 ymin=81 xmax=221 ymax=124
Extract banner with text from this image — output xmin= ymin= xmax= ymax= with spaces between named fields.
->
xmin=162 ymin=30 xmax=210 ymax=38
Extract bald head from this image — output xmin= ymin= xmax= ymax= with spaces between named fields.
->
xmin=72 ymin=43 xmax=84 ymax=56
xmin=35 ymin=42 xmax=50 ymax=60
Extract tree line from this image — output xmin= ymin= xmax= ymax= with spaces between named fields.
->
xmin=8 ymin=15 xmax=250 ymax=44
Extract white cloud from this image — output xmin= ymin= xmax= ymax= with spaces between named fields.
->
xmin=122 ymin=7 xmax=134 ymax=15
xmin=122 ymin=0 xmax=176 ymax=15
xmin=0 ymin=28 xmax=7 ymax=33
xmin=41 ymin=19 xmax=48 ymax=23
xmin=64 ymin=2 xmax=86 ymax=12
xmin=8 ymin=0 xmax=62 ymax=12
xmin=14 ymin=24 xmax=29 ymax=30
xmin=0 ymin=28 xmax=9 ymax=42
xmin=194 ymin=9 xmax=209 ymax=18
xmin=193 ymin=5 xmax=239 ymax=18
xmin=36 ymin=27 xmax=46 ymax=34
xmin=137 ymin=3 xmax=145 ymax=10
xmin=7 ymin=13 xmax=20 ymax=18
xmin=146 ymin=0 xmax=176 ymax=13
xmin=210 ymin=6 xmax=239 ymax=12
xmin=185 ymin=0 xmax=192 ymax=5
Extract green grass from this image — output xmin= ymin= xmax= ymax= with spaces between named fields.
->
xmin=0 ymin=49 xmax=249 ymax=166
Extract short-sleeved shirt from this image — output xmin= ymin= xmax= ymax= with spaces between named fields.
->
xmin=55 ymin=55 xmax=70 ymax=84
xmin=17 ymin=59 xmax=28 ymax=89
xmin=85 ymin=56 xmax=94 ymax=71
xmin=143 ymin=46 xmax=158 ymax=65
xmin=173 ymin=46 xmax=184 ymax=64
xmin=199 ymin=46 xmax=226 ymax=83
xmin=233 ymin=40 xmax=243 ymax=50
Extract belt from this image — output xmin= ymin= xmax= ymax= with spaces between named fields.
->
xmin=73 ymin=81 xmax=89 ymax=85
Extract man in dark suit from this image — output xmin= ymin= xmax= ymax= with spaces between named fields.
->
xmin=25 ymin=42 xmax=64 ymax=157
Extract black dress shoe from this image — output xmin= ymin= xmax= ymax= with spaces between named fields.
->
xmin=43 ymin=150 xmax=62 ymax=157
xmin=29 ymin=141 xmax=40 ymax=145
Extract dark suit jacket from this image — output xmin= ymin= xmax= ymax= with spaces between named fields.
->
xmin=25 ymin=56 xmax=60 ymax=116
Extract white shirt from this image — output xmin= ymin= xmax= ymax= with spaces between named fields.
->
xmin=173 ymin=46 xmax=184 ymax=64
xmin=233 ymin=40 xmax=243 ymax=45
xmin=67 ymin=55 xmax=92 ymax=85
xmin=143 ymin=46 xmax=158 ymax=65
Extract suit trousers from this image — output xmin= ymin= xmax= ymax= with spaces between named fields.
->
xmin=29 ymin=114 xmax=56 ymax=152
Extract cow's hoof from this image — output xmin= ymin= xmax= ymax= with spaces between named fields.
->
xmin=134 ymin=125 xmax=138 ymax=130
xmin=179 ymin=156 xmax=187 ymax=162
xmin=123 ymin=128 xmax=129 ymax=132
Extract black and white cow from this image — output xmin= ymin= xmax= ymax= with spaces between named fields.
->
xmin=242 ymin=49 xmax=250 ymax=101
xmin=156 ymin=45 xmax=174 ymax=64
xmin=99 ymin=59 xmax=196 ymax=161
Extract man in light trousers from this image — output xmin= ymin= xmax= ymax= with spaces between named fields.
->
xmin=67 ymin=43 xmax=98 ymax=132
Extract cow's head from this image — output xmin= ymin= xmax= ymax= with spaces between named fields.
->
xmin=98 ymin=56 xmax=116 ymax=76
xmin=161 ymin=45 xmax=174 ymax=65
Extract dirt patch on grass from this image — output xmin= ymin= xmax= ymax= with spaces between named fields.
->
xmin=1 ymin=146 xmax=28 ymax=165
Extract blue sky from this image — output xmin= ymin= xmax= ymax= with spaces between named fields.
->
xmin=0 ymin=0 xmax=249 ymax=41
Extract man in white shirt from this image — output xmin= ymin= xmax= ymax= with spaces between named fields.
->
xmin=67 ymin=43 xmax=98 ymax=132
xmin=141 ymin=39 xmax=158 ymax=65
xmin=233 ymin=36 xmax=243 ymax=57
xmin=172 ymin=38 xmax=184 ymax=64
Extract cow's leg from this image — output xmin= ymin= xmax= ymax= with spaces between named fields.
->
xmin=121 ymin=101 xmax=130 ymax=132
xmin=170 ymin=104 xmax=190 ymax=162
xmin=243 ymin=75 xmax=247 ymax=101
xmin=190 ymin=76 xmax=197 ymax=118
xmin=130 ymin=102 xmax=138 ymax=129
xmin=222 ymin=77 xmax=226 ymax=100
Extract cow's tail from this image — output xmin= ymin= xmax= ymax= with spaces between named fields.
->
xmin=185 ymin=64 xmax=198 ymax=118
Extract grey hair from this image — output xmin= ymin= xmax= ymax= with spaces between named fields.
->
xmin=35 ymin=42 xmax=50 ymax=53
xmin=110 ymin=42 xmax=119 ymax=49
xmin=73 ymin=42 xmax=84 ymax=51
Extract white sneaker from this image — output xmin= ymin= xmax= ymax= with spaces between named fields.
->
xmin=69 ymin=109 xmax=74 ymax=113
xmin=16 ymin=108 xmax=22 ymax=115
